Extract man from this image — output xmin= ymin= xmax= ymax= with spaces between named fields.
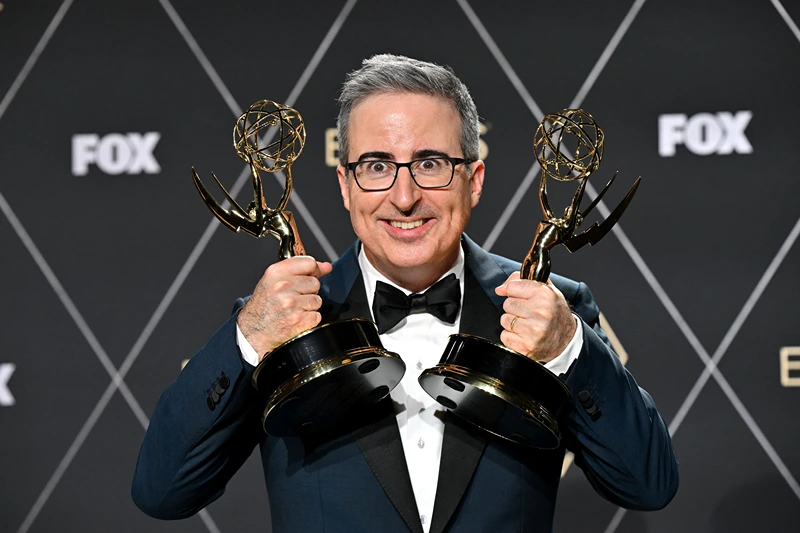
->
xmin=132 ymin=54 xmax=678 ymax=533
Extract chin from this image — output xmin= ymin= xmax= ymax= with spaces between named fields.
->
xmin=384 ymin=249 xmax=434 ymax=269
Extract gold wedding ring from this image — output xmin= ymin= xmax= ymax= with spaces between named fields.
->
xmin=509 ymin=316 xmax=518 ymax=332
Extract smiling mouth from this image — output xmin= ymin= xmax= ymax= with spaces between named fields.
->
xmin=388 ymin=219 xmax=426 ymax=230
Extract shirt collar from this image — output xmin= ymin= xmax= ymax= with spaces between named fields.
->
xmin=358 ymin=242 xmax=465 ymax=312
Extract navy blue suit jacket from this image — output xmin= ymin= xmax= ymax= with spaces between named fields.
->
xmin=132 ymin=235 xmax=678 ymax=532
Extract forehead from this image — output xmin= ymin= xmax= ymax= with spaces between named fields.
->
xmin=347 ymin=92 xmax=461 ymax=157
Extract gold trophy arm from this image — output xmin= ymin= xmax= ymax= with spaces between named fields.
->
xmin=539 ymin=174 xmax=556 ymax=220
xmin=191 ymin=167 xmax=262 ymax=237
xmin=580 ymin=171 xmax=619 ymax=219
xmin=258 ymin=163 xmax=302 ymax=259
xmin=563 ymin=176 xmax=641 ymax=253
xmin=274 ymin=165 xmax=293 ymax=212
xmin=264 ymin=210 xmax=305 ymax=260
xmin=249 ymin=160 xmax=268 ymax=217
xmin=562 ymin=176 xmax=588 ymax=236
xmin=520 ymin=222 xmax=559 ymax=282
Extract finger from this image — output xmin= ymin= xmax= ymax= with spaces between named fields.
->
xmin=500 ymin=313 xmax=521 ymax=333
xmin=504 ymin=278 xmax=549 ymax=299
xmin=506 ymin=291 xmax=571 ymax=323
xmin=315 ymin=261 xmax=333 ymax=277
xmin=289 ymin=275 xmax=322 ymax=295
xmin=494 ymin=271 xmax=520 ymax=295
xmin=500 ymin=327 xmax=551 ymax=362
xmin=298 ymin=311 xmax=323 ymax=332
xmin=499 ymin=329 xmax=527 ymax=356
xmin=502 ymin=296 xmax=521 ymax=317
xmin=503 ymin=293 xmax=567 ymax=322
xmin=298 ymin=293 xmax=323 ymax=311
xmin=276 ymin=255 xmax=324 ymax=276
xmin=283 ymin=311 xmax=324 ymax=342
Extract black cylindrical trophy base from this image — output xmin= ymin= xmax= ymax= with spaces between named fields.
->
xmin=419 ymin=334 xmax=570 ymax=449
xmin=252 ymin=318 xmax=405 ymax=437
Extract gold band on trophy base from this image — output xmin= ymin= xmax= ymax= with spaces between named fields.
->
xmin=419 ymin=109 xmax=641 ymax=448
xmin=192 ymin=101 xmax=405 ymax=437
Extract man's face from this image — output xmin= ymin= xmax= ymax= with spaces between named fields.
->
xmin=337 ymin=92 xmax=484 ymax=288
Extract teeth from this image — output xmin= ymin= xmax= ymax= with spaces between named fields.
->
xmin=390 ymin=219 xmax=425 ymax=230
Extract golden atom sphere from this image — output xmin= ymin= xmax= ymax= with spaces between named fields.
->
xmin=533 ymin=109 xmax=604 ymax=182
xmin=233 ymin=100 xmax=306 ymax=172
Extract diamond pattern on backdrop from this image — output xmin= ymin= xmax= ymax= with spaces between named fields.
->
xmin=0 ymin=207 xmax=111 ymax=533
xmin=0 ymin=0 xmax=798 ymax=532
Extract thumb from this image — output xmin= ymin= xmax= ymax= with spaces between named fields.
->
xmin=495 ymin=271 xmax=520 ymax=295
xmin=316 ymin=261 xmax=333 ymax=277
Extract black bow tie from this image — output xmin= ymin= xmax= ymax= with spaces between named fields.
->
xmin=372 ymin=273 xmax=461 ymax=334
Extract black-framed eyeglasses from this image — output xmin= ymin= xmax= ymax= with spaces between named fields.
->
xmin=346 ymin=156 xmax=472 ymax=191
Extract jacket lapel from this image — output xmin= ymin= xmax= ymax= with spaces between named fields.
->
xmin=323 ymin=241 xmax=423 ymax=533
xmin=326 ymin=237 xmax=517 ymax=533
xmin=429 ymin=237 xmax=510 ymax=533
xmin=354 ymin=403 xmax=424 ymax=533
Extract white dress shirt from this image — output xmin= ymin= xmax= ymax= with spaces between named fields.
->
xmin=236 ymin=247 xmax=583 ymax=532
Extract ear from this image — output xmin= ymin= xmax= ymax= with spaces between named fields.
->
xmin=468 ymin=160 xmax=485 ymax=208
xmin=337 ymin=165 xmax=351 ymax=211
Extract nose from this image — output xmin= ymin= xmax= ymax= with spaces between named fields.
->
xmin=387 ymin=166 xmax=421 ymax=212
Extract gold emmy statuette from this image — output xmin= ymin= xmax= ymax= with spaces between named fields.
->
xmin=192 ymin=100 xmax=405 ymax=437
xmin=419 ymin=109 xmax=640 ymax=448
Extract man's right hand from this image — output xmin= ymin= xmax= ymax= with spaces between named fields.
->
xmin=237 ymin=256 xmax=333 ymax=362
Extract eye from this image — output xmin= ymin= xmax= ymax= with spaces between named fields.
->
xmin=368 ymin=161 xmax=388 ymax=173
xmin=416 ymin=158 xmax=443 ymax=172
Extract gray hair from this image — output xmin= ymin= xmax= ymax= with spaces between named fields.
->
xmin=336 ymin=54 xmax=480 ymax=167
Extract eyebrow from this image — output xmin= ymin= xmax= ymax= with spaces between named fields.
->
xmin=413 ymin=149 xmax=450 ymax=159
xmin=356 ymin=149 xmax=451 ymax=162
xmin=357 ymin=151 xmax=393 ymax=161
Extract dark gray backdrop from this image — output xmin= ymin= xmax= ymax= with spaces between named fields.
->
xmin=1 ymin=0 xmax=799 ymax=531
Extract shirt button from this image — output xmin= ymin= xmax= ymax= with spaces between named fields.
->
xmin=417 ymin=438 xmax=425 ymax=449
xmin=420 ymin=515 xmax=427 ymax=524
xmin=416 ymin=361 xmax=423 ymax=370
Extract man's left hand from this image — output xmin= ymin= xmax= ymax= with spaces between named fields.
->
xmin=495 ymin=273 xmax=577 ymax=364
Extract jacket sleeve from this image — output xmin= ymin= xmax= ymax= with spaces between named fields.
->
xmin=131 ymin=298 xmax=264 ymax=519
xmin=561 ymin=281 xmax=679 ymax=510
